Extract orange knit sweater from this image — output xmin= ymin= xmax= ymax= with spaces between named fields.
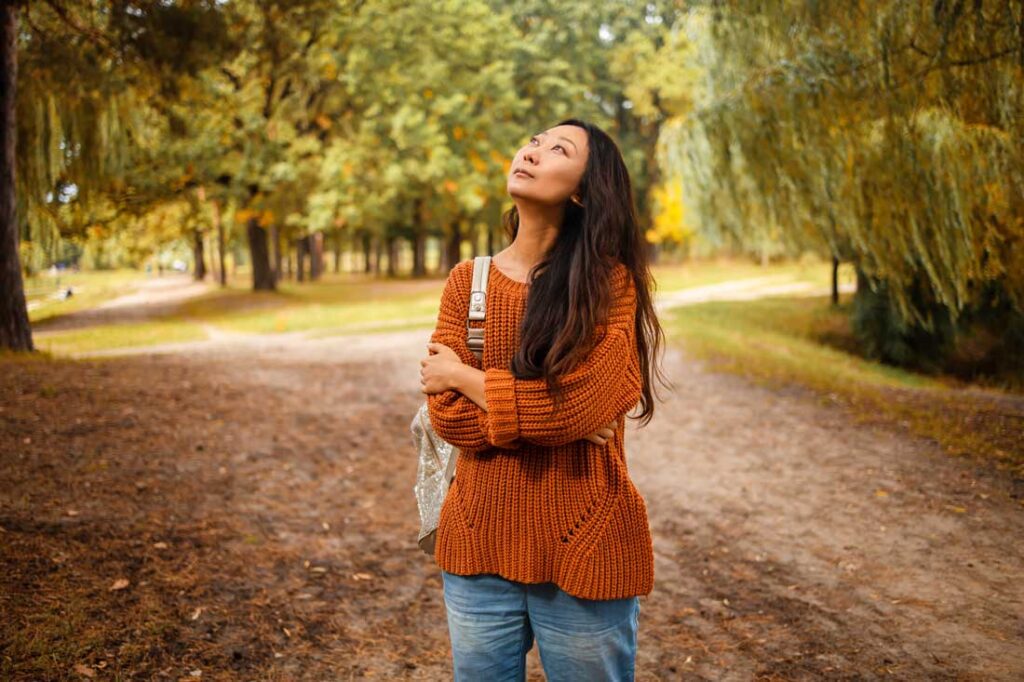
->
xmin=427 ymin=257 xmax=655 ymax=600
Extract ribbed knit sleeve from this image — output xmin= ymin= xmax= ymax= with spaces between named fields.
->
xmin=482 ymin=265 xmax=643 ymax=448
xmin=426 ymin=262 xmax=522 ymax=455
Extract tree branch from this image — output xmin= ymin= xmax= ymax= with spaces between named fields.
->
xmin=909 ymin=38 xmax=1019 ymax=66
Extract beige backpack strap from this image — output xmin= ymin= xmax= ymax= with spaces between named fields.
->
xmin=466 ymin=256 xmax=491 ymax=362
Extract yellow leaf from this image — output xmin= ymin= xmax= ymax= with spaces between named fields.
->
xmin=468 ymin=150 xmax=487 ymax=173
xmin=73 ymin=664 xmax=96 ymax=678
xmin=489 ymin=150 xmax=509 ymax=166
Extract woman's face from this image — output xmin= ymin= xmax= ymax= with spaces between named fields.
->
xmin=506 ymin=124 xmax=589 ymax=206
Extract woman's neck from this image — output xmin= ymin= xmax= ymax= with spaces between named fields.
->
xmin=501 ymin=202 xmax=563 ymax=272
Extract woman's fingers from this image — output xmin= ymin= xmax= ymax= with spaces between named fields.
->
xmin=584 ymin=430 xmax=614 ymax=445
xmin=581 ymin=417 xmax=624 ymax=445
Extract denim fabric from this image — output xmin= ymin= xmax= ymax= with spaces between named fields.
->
xmin=440 ymin=569 xmax=640 ymax=681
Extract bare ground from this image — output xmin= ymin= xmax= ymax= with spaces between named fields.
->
xmin=2 ymin=297 xmax=1023 ymax=680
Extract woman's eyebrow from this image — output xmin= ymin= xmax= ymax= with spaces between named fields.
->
xmin=534 ymin=131 xmax=578 ymax=154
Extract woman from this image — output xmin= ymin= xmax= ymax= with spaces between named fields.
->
xmin=419 ymin=118 xmax=669 ymax=681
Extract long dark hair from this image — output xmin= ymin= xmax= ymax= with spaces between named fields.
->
xmin=501 ymin=118 xmax=672 ymax=427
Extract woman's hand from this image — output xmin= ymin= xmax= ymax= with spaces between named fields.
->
xmin=420 ymin=342 xmax=465 ymax=394
xmin=421 ymin=343 xmax=620 ymax=445
xmin=582 ymin=417 xmax=620 ymax=446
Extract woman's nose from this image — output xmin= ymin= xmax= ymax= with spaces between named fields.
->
xmin=523 ymin=149 xmax=537 ymax=165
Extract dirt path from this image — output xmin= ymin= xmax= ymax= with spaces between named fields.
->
xmin=35 ymin=272 xmax=856 ymax=360
xmin=32 ymin=274 xmax=214 ymax=333
xmin=3 ymin=314 xmax=1022 ymax=679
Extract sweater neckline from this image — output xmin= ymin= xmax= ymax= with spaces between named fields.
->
xmin=488 ymin=260 xmax=530 ymax=293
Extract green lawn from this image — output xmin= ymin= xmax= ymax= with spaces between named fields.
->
xmin=664 ymin=295 xmax=1023 ymax=475
xmin=32 ymin=319 xmax=209 ymax=355
xmin=649 ymin=255 xmax=854 ymax=292
xmin=26 ymin=269 xmax=149 ymax=324
xmin=28 ymin=270 xmax=447 ymax=353
xmin=26 ymin=258 xmax=846 ymax=351
xmin=21 ymin=260 xmax=1020 ymax=473
xmin=178 ymin=276 xmax=443 ymax=334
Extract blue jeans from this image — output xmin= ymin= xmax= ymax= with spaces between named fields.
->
xmin=440 ymin=569 xmax=640 ymax=681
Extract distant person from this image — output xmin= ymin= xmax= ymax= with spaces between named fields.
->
xmin=420 ymin=118 xmax=669 ymax=680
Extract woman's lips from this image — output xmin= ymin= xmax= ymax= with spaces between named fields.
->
xmin=513 ymin=169 xmax=533 ymax=178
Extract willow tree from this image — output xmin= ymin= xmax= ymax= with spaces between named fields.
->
xmin=2 ymin=0 xmax=232 ymax=352
xmin=664 ymin=1 xmax=1023 ymax=371
xmin=0 ymin=0 xmax=27 ymax=350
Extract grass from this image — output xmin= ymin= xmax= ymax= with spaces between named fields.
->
xmin=32 ymin=319 xmax=209 ymax=355
xmin=26 ymin=257 xmax=845 ymax=353
xmin=25 ymin=269 xmax=150 ymax=324
xmin=649 ymin=255 xmax=854 ymax=292
xmin=21 ymin=261 xmax=1020 ymax=476
xmin=27 ymin=270 xmax=448 ymax=353
xmin=179 ymin=277 xmax=442 ymax=335
xmin=663 ymin=294 xmax=1024 ymax=476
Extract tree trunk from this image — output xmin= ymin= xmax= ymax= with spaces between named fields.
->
xmin=386 ymin=236 xmax=398 ymax=277
xmin=211 ymin=198 xmax=226 ymax=287
xmin=373 ymin=236 xmax=383 ymax=276
xmin=192 ymin=229 xmax=207 ymax=281
xmin=296 ymin=236 xmax=307 ymax=282
xmin=246 ymin=217 xmax=276 ymax=291
xmin=831 ymin=256 xmax=840 ymax=306
xmin=310 ymin=232 xmax=324 ymax=280
xmin=362 ymin=232 xmax=373 ymax=273
xmin=205 ymin=232 xmax=217 ymax=283
xmin=412 ymin=198 xmax=427 ymax=277
xmin=0 ymin=5 xmax=30 ymax=352
xmin=333 ymin=229 xmax=342 ymax=273
xmin=413 ymin=225 xmax=426 ymax=277
xmin=270 ymin=225 xmax=282 ymax=281
xmin=446 ymin=222 xmax=461 ymax=271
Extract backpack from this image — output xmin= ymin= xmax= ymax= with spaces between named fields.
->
xmin=411 ymin=256 xmax=491 ymax=555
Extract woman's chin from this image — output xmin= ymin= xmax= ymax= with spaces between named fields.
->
xmin=506 ymin=185 xmax=548 ymax=203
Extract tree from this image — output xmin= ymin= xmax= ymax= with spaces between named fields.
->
xmin=3 ymin=0 xmax=234 ymax=351
xmin=0 ymin=0 xmax=29 ymax=350
xmin=664 ymin=0 xmax=1024 ymax=369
